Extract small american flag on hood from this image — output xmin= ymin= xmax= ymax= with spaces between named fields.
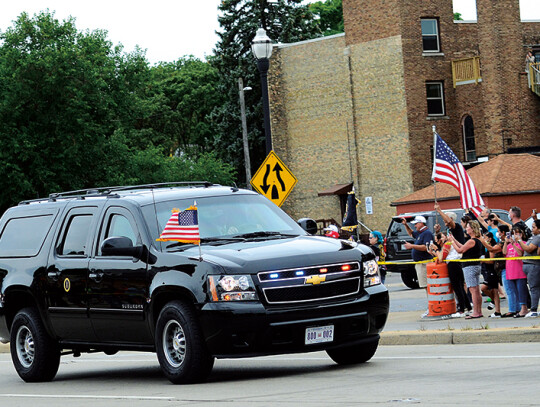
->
xmin=156 ymin=204 xmax=200 ymax=244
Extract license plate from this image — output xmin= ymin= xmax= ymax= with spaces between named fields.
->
xmin=305 ymin=325 xmax=334 ymax=345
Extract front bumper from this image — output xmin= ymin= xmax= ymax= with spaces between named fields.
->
xmin=199 ymin=286 xmax=389 ymax=358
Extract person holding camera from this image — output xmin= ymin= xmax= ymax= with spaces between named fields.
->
xmin=449 ymin=220 xmax=484 ymax=319
xmin=480 ymin=232 xmax=503 ymax=317
xmin=503 ymin=225 xmax=528 ymax=318
xmin=515 ymin=219 xmax=540 ymax=317
xmin=433 ymin=204 xmax=471 ymax=317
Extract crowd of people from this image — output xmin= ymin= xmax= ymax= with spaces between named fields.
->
xmin=415 ymin=205 xmax=539 ymax=319
xmin=323 ymin=205 xmax=539 ymax=319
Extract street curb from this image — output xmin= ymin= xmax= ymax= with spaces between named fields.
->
xmin=381 ymin=326 xmax=540 ymax=345
xmin=0 ymin=343 xmax=9 ymax=354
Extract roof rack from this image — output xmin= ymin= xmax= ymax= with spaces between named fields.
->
xmin=19 ymin=181 xmax=214 ymax=205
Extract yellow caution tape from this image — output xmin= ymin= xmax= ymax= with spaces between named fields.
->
xmin=380 ymin=256 xmax=540 ymax=266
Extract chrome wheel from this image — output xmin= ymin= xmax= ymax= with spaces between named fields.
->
xmin=15 ymin=325 xmax=34 ymax=368
xmin=163 ymin=320 xmax=186 ymax=368
xmin=155 ymin=301 xmax=214 ymax=383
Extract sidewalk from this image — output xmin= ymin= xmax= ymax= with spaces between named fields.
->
xmin=381 ymin=310 xmax=540 ymax=345
xmin=381 ymin=272 xmax=540 ymax=345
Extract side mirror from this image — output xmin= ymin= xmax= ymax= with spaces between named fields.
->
xmin=101 ymin=236 xmax=143 ymax=259
xmin=297 ymin=218 xmax=318 ymax=235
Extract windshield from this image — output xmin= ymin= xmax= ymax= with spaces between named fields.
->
xmin=142 ymin=193 xmax=306 ymax=248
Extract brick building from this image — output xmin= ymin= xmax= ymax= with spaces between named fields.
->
xmin=268 ymin=0 xmax=540 ymax=232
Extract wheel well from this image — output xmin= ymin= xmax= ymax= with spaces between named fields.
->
xmin=4 ymin=289 xmax=38 ymax=333
xmin=151 ymin=288 xmax=198 ymax=328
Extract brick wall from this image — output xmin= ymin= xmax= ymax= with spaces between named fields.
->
xmin=269 ymin=34 xmax=414 ymax=232
xmin=269 ymin=35 xmax=356 ymax=224
xmin=348 ymin=36 xmax=414 ymax=231
xmin=342 ymin=0 xmax=401 ymax=45
xmin=476 ymin=0 xmax=523 ymax=154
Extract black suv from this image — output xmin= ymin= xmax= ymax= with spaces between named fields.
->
xmin=385 ymin=208 xmax=510 ymax=289
xmin=0 ymin=183 xmax=388 ymax=384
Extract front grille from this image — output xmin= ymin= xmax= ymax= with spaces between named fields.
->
xmin=263 ymin=278 xmax=360 ymax=304
xmin=258 ymin=262 xmax=360 ymax=282
xmin=257 ymin=261 xmax=362 ymax=305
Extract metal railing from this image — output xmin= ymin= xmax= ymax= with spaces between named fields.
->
xmin=528 ymin=62 xmax=540 ymax=97
xmin=451 ymin=56 xmax=482 ymax=88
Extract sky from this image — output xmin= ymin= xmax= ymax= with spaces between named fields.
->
xmin=0 ymin=1 xmax=539 ymax=65
xmin=0 ymin=0 xmax=223 ymax=64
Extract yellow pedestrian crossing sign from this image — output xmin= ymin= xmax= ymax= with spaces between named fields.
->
xmin=251 ymin=151 xmax=297 ymax=207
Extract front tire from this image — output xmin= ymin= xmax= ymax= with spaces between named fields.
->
xmin=10 ymin=307 xmax=60 ymax=382
xmin=326 ymin=338 xmax=379 ymax=365
xmin=155 ymin=301 xmax=214 ymax=384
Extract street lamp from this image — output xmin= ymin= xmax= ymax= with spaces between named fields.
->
xmin=238 ymin=78 xmax=252 ymax=189
xmin=251 ymin=27 xmax=273 ymax=155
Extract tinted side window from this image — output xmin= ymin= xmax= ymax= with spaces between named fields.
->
xmin=59 ymin=215 xmax=92 ymax=256
xmin=106 ymin=214 xmax=137 ymax=245
xmin=0 ymin=215 xmax=54 ymax=257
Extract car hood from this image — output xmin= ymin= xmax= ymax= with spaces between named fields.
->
xmin=180 ymin=236 xmax=373 ymax=273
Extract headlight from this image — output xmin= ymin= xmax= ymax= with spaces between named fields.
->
xmin=208 ymin=275 xmax=258 ymax=302
xmin=363 ymin=260 xmax=381 ymax=287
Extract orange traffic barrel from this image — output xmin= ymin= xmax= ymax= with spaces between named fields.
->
xmin=427 ymin=262 xmax=456 ymax=317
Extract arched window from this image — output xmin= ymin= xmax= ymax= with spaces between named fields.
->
xmin=462 ymin=115 xmax=476 ymax=161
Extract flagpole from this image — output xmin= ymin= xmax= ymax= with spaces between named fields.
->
xmin=431 ymin=125 xmax=438 ymax=206
xmin=195 ymin=200 xmax=202 ymax=262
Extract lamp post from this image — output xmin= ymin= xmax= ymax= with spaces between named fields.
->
xmin=251 ymin=27 xmax=273 ymax=155
xmin=238 ymin=78 xmax=252 ymax=189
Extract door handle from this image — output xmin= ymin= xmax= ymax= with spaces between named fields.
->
xmin=89 ymin=270 xmax=104 ymax=282
xmin=47 ymin=270 xmax=61 ymax=280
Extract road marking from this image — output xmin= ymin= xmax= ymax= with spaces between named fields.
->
xmin=0 ymin=394 xmax=174 ymax=400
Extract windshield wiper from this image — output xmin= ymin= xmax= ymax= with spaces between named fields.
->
xmin=232 ymin=231 xmax=299 ymax=239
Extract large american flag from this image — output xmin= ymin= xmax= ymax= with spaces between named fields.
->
xmin=156 ymin=204 xmax=200 ymax=244
xmin=432 ymin=133 xmax=484 ymax=215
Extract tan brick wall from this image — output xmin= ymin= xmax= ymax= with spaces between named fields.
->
xmin=269 ymin=34 xmax=414 ymax=232
xmin=348 ymin=36 xmax=414 ymax=231
xmin=269 ymin=35 xmax=356 ymax=225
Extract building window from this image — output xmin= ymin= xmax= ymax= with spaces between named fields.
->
xmin=462 ymin=115 xmax=476 ymax=161
xmin=426 ymin=82 xmax=445 ymax=116
xmin=421 ymin=19 xmax=440 ymax=52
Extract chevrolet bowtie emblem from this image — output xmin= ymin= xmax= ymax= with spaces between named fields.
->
xmin=305 ymin=275 xmax=326 ymax=285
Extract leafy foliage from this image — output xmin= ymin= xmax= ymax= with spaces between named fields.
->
xmin=453 ymin=12 xmax=463 ymax=21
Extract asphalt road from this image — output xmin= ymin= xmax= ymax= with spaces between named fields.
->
xmin=1 ymin=343 xmax=539 ymax=406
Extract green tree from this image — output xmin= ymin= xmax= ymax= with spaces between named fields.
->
xmin=133 ymin=57 xmax=225 ymax=157
xmin=309 ymin=0 xmax=344 ymax=36
xmin=0 ymin=11 xmax=235 ymax=212
xmin=211 ymin=0 xmax=320 ymax=186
